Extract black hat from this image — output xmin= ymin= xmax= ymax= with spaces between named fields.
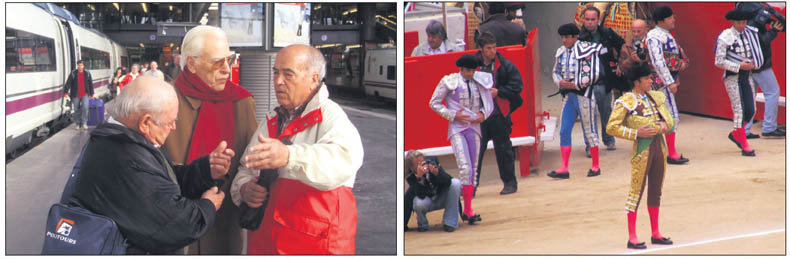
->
xmin=725 ymin=9 xmax=754 ymax=21
xmin=653 ymin=6 xmax=673 ymax=23
xmin=505 ymin=3 xmax=523 ymax=11
xmin=488 ymin=3 xmax=505 ymax=14
xmin=626 ymin=62 xmax=653 ymax=84
xmin=456 ymin=54 xmax=480 ymax=69
xmin=557 ymin=23 xmax=580 ymax=36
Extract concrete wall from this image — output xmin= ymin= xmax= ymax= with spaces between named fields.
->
xmin=520 ymin=3 xmax=579 ymax=78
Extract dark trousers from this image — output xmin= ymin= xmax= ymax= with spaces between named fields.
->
xmin=635 ymin=138 xmax=666 ymax=209
xmin=476 ymin=113 xmax=517 ymax=189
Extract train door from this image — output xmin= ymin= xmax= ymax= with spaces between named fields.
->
xmin=59 ymin=20 xmax=76 ymax=73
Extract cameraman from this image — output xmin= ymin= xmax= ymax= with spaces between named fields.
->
xmin=404 ymin=150 xmax=462 ymax=232
xmin=618 ymin=19 xmax=649 ymax=79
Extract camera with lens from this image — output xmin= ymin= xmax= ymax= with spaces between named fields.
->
xmin=736 ymin=2 xmax=786 ymax=32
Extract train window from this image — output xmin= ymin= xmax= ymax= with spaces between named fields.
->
xmin=80 ymin=46 xmax=110 ymax=70
xmin=379 ymin=65 xmax=383 ymax=75
xmin=6 ymin=28 xmax=56 ymax=73
xmin=387 ymin=65 xmax=395 ymax=80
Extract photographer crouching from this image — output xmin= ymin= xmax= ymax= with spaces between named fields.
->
xmin=404 ymin=150 xmax=462 ymax=232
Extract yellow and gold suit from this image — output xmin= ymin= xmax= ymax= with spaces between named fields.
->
xmin=606 ymin=91 xmax=675 ymax=212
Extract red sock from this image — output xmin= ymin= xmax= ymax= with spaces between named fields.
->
xmin=628 ymin=211 xmax=639 ymax=243
xmin=648 ymin=206 xmax=663 ymax=239
xmin=556 ymin=146 xmax=571 ymax=173
xmin=590 ymin=146 xmax=599 ymax=171
xmin=462 ymin=185 xmax=475 ymax=217
xmin=665 ymin=132 xmax=679 ymax=159
xmin=734 ymin=128 xmax=753 ymax=152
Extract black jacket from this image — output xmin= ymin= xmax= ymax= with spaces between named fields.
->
xmin=475 ymin=14 xmax=527 ymax=47
xmin=475 ymin=51 xmax=524 ymax=115
xmin=754 ymin=27 xmax=780 ymax=72
xmin=70 ymin=122 xmax=219 ymax=254
xmin=64 ymin=69 xmax=95 ymax=99
xmin=406 ymin=164 xmax=453 ymax=199
xmin=579 ymin=26 xmax=626 ymax=92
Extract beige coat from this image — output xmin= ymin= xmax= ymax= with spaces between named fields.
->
xmin=163 ymin=85 xmax=258 ymax=254
xmin=231 ymin=85 xmax=364 ymax=205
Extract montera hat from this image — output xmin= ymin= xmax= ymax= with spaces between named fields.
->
xmin=725 ymin=9 xmax=754 ymax=21
xmin=626 ymin=62 xmax=653 ymax=83
xmin=557 ymin=23 xmax=580 ymax=36
xmin=653 ymin=6 xmax=673 ymax=22
xmin=456 ymin=54 xmax=481 ymax=69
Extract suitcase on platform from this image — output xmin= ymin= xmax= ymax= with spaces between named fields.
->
xmin=87 ymin=99 xmax=105 ymax=126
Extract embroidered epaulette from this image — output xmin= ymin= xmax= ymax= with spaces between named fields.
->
xmin=472 ymin=71 xmax=493 ymax=89
xmin=614 ymin=92 xmax=639 ymax=112
xmin=647 ymin=90 xmax=666 ymax=105
xmin=555 ymin=46 xmax=568 ymax=58
xmin=574 ymin=41 xmax=603 ymax=59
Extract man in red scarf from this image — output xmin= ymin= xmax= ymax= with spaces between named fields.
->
xmin=163 ymin=25 xmax=257 ymax=255
xmin=231 ymin=45 xmax=364 ymax=254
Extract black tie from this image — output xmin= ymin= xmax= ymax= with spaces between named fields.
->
xmin=466 ymin=80 xmax=472 ymax=99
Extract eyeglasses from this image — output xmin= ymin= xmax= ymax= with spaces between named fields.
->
xmin=194 ymin=52 xmax=236 ymax=70
xmin=153 ymin=117 xmax=177 ymax=129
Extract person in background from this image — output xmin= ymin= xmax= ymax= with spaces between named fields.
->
xmin=411 ymin=20 xmax=463 ymax=56
xmin=744 ymin=19 xmax=785 ymax=138
xmin=548 ymin=23 xmax=607 ymax=179
xmin=170 ymin=54 xmax=183 ymax=84
xmin=579 ymin=6 xmax=626 ymax=153
xmin=404 ymin=150 xmax=462 ymax=232
xmin=145 ymin=61 xmax=165 ymax=81
xmin=714 ymin=8 xmax=763 ymax=156
xmin=606 ymin=62 xmax=674 ymax=250
xmin=111 ymin=67 xmax=123 ymax=99
xmin=473 ymin=31 xmax=523 ymax=195
xmin=645 ymin=6 xmax=691 ymax=164
xmin=63 ymin=60 xmax=94 ymax=130
xmin=163 ymin=25 xmax=258 ymax=255
xmin=120 ymin=63 xmax=141 ymax=92
xmin=475 ymin=2 xmax=526 ymax=47
xmin=429 ymin=54 xmax=493 ymax=225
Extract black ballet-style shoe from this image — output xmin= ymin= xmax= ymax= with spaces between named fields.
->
xmin=742 ymin=149 xmax=756 ymax=156
xmin=548 ymin=171 xmax=570 ymax=179
xmin=666 ymin=155 xmax=689 ymax=164
xmin=627 ymin=241 xmax=647 ymax=249
xmin=587 ymin=168 xmax=601 ymax=177
xmin=466 ymin=214 xmax=482 ymax=225
xmin=651 ymin=237 xmax=673 ymax=245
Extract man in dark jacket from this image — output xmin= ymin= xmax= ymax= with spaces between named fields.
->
xmin=404 ymin=150 xmax=461 ymax=232
xmin=70 ymin=76 xmax=235 ymax=254
xmin=474 ymin=2 xmax=526 ymax=47
xmin=63 ymin=60 xmax=95 ymax=130
xmin=744 ymin=20 xmax=785 ymax=138
xmin=474 ymin=31 xmax=523 ymax=195
xmin=579 ymin=6 xmax=626 ymax=152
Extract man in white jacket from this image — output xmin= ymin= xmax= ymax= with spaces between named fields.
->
xmin=231 ymin=44 xmax=364 ymax=254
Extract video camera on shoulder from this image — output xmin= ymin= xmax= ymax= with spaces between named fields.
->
xmin=736 ymin=2 xmax=786 ymax=32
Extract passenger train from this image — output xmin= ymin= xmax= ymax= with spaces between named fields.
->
xmin=6 ymin=3 xmax=128 ymax=156
xmin=362 ymin=48 xmax=396 ymax=101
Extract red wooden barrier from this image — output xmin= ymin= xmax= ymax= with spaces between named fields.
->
xmin=405 ymin=30 xmax=419 ymax=58
xmin=670 ymin=3 xmax=785 ymax=124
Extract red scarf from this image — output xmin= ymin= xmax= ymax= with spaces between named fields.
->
xmin=174 ymin=68 xmax=252 ymax=164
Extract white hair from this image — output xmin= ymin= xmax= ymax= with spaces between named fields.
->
xmin=108 ymin=76 xmax=177 ymax=122
xmin=306 ymin=46 xmax=326 ymax=84
xmin=180 ymin=25 xmax=228 ymax=69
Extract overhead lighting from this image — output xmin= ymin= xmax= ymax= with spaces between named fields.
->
xmin=343 ymin=8 xmax=358 ymax=16
xmin=170 ymin=43 xmax=174 ymax=48
xmin=88 ymin=4 xmax=95 ymax=11
xmin=208 ymin=3 xmax=218 ymax=11
xmin=141 ymin=3 xmax=147 ymax=13
xmin=345 ymin=44 xmax=361 ymax=49
xmin=316 ymin=43 xmax=341 ymax=49
xmin=139 ymin=43 xmax=144 ymax=48
xmin=169 ymin=5 xmax=173 ymax=12
xmin=314 ymin=5 xmax=321 ymax=10
xmin=113 ymin=3 xmax=119 ymax=11
xmin=376 ymin=15 xmax=396 ymax=25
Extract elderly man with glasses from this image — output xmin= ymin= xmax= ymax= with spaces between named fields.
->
xmin=163 ymin=25 xmax=258 ymax=255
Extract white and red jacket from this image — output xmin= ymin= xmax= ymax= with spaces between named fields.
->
xmin=231 ymin=85 xmax=364 ymax=254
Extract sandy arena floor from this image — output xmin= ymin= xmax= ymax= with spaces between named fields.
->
xmin=405 ymin=87 xmax=786 ymax=255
